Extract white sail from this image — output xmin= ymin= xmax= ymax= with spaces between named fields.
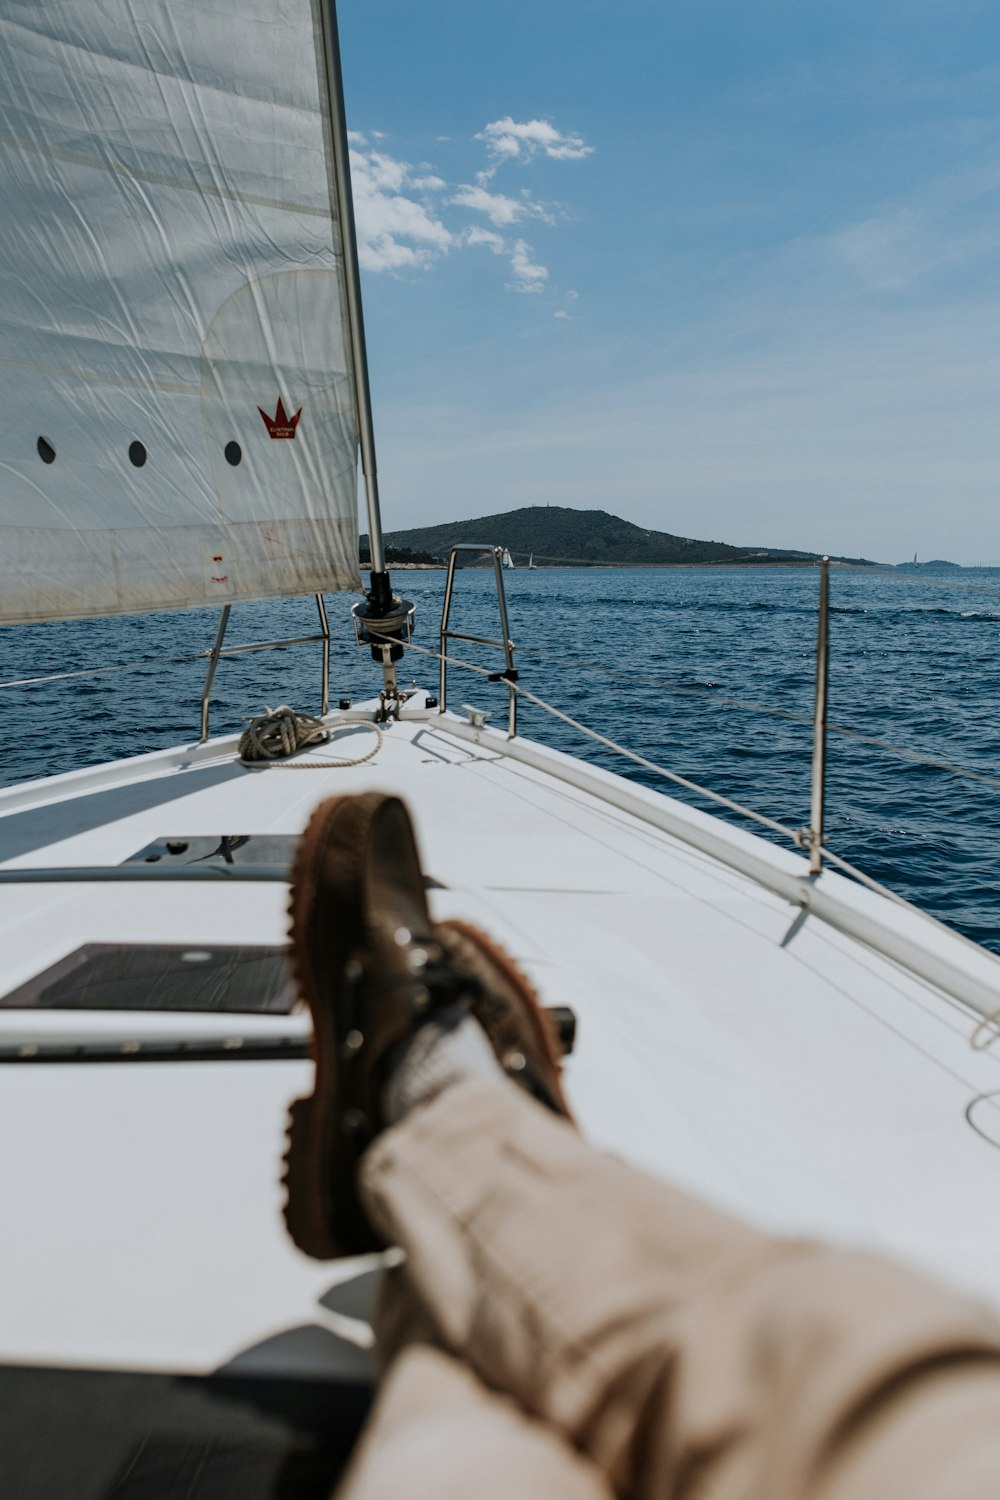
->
xmin=0 ymin=1 xmax=360 ymax=623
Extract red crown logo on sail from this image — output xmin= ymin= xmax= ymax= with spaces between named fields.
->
xmin=258 ymin=397 xmax=302 ymax=440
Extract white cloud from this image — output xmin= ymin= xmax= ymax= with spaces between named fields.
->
xmin=464 ymin=226 xmax=506 ymax=254
xmin=476 ymin=117 xmax=593 ymax=180
xmin=345 ymin=120 xmax=590 ymax=295
xmin=553 ymin=309 xmax=571 ymax=319
xmin=367 ymin=132 xmax=1000 ymax=563
xmin=450 ymin=183 xmax=545 ymax=226
xmin=507 ymin=239 xmax=548 ymax=293
xmin=349 ymin=139 xmax=453 ymax=272
xmin=360 ymin=149 xmax=409 ymax=194
xmin=465 ymin=225 xmax=555 ymax=293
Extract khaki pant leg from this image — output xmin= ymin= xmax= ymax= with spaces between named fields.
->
xmin=336 ymin=1343 xmax=611 ymax=1500
xmin=360 ymin=1079 xmax=1000 ymax=1500
xmin=812 ymin=1364 xmax=1000 ymax=1500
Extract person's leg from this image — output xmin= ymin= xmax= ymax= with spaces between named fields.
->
xmin=360 ymin=1077 xmax=1000 ymax=1500
xmin=336 ymin=1341 xmax=612 ymax=1500
xmin=810 ymin=1363 xmax=1000 ymax=1500
xmin=283 ymin=793 xmax=1000 ymax=1500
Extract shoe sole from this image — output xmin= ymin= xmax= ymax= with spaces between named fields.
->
xmin=283 ymin=793 xmax=437 ymax=1260
xmin=438 ymin=919 xmax=573 ymax=1119
xmin=283 ymin=795 xmax=374 ymax=1260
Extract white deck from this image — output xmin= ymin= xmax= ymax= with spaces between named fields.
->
xmin=2 ymin=695 xmax=1000 ymax=1377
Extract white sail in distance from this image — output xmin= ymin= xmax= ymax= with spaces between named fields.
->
xmin=0 ymin=1 xmax=360 ymax=623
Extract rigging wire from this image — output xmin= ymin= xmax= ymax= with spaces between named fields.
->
xmin=2 ymin=557 xmax=999 ymax=795
xmin=0 ymin=649 xmax=213 ymax=689
xmin=5 ymin=617 xmax=1000 ymax=793
xmin=385 ymin=633 xmax=797 ymax=842
xmin=1 ymin=605 xmax=995 ymax=964
xmin=514 ymin=651 xmax=1000 ymax=795
xmin=391 ymin=630 xmax=1000 ymax=969
xmin=4 ymin=638 xmax=1000 ymax=803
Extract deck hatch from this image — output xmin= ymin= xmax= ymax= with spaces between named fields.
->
xmin=0 ymin=945 xmax=294 ymax=1014
xmin=124 ymin=835 xmax=300 ymax=869
xmin=116 ymin=838 xmax=446 ymax=889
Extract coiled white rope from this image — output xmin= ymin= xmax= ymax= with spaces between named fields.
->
xmin=238 ymin=705 xmax=382 ymax=769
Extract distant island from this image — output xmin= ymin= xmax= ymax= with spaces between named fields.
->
xmin=361 ymin=506 xmax=878 ymax=569
xmin=892 ymin=559 xmax=964 ymax=574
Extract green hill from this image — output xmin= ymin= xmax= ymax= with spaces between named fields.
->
xmin=361 ymin=506 xmax=874 ymax=568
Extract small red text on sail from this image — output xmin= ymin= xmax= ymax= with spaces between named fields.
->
xmin=258 ymin=397 xmax=302 ymax=439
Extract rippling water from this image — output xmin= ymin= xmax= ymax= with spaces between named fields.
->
xmin=3 ymin=565 xmax=1000 ymax=952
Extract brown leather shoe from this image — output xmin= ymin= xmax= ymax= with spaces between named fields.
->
xmin=283 ymin=793 xmax=474 ymax=1259
xmin=283 ymin=794 xmax=574 ymax=1261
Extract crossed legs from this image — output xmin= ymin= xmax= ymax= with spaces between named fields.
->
xmin=343 ymin=1080 xmax=1000 ymax=1500
xmin=281 ymin=794 xmax=1000 ymax=1500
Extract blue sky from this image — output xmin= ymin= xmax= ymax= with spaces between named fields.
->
xmin=339 ymin=1 xmax=1000 ymax=564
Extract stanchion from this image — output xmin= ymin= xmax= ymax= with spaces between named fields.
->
xmin=809 ymin=557 xmax=830 ymax=875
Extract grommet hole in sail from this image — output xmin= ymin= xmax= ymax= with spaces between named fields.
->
xmin=37 ymin=437 xmax=55 ymax=463
xmin=128 ymin=441 xmax=147 ymax=467
xmin=224 ymin=441 xmax=242 ymax=466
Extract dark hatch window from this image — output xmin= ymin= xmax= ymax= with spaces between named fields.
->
xmin=0 ymin=945 xmax=295 ymax=1013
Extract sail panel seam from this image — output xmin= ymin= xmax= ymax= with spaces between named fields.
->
xmin=0 ymin=129 xmax=335 ymax=220
xmin=0 ymin=350 xmax=196 ymax=394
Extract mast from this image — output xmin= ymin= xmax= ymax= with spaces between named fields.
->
xmin=316 ymin=0 xmax=390 ymax=609
xmin=316 ymin=0 xmax=413 ymax=703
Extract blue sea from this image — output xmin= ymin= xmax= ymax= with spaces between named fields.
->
xmin=2 ymin=565 xmax=1000 ymax=954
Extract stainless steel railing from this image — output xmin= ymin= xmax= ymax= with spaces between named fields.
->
xmin=438 ymin=545 xmax=518 ymax=736
xmin=199 ymin=593 xmax=332 ymax=741
xmin=432 ymin=549 xmax=834 ymax=872
xmin=807 ymin=557 xmax=830 ymax=875
xmin=2 ymin=558 xmax=993 ymax=882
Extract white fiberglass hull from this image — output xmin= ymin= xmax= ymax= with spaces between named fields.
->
xmin=2 ymin=696 xmax=1000 ymax=1383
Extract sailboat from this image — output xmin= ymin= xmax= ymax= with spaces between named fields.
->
xmin=502 ymin=547 xmax=515 ymax=569
xmin=2 ymin=3 xmax=1000 ymax=1492
xmin=528 ymin=553 xmax=538 ymax=569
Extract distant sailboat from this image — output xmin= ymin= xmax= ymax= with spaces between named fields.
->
xmin=528 ymin=552 xmax=537 ymax=569
xmin=502 ymin=547 xmax=515 ymax=569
